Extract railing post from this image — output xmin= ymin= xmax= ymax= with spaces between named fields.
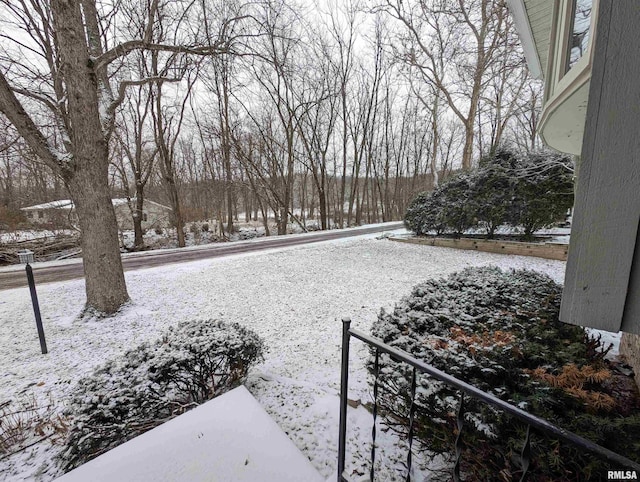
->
xmin=337 ymin=317 xmax=351 ymax=482
xmin=371 ymin=349 xmax=380 ymax=482
xmin=519 ymin=425 xmax=532 ymax=482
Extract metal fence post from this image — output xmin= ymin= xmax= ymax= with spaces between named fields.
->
xmin=337 ymin=317 xmax=351 ymax=481
xmin=26 ymin=263 xmax=47 ymax=354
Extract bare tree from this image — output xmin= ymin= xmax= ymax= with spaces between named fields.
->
xmin=507 ymin=81 xmax=544 ymax=152
xmin=345 ymin=28 xmax=385 ymax=225
xmin=475 ymin=11 xmax=529 ymax=156
xmin=112 ymin=83 xmax=157 ymax=250
xmin=249 ymin=0 xmax=304 ymax=235
xmin=380 ymin=0 xmax=510 ymax=170
xmin=0 ymin=0 xmax=129 ymax=313
xmin=0 ymin=0 xmax=254 ymax=312
xmin=322 ymin=0 xmax=360 ymax=227
xmin=151 ymin=59 xmax=198 ymax=248
xmin=293 ymin=27 xmax=340 ymax=230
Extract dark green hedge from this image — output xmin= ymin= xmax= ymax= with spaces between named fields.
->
xmin=405 ymin=150 xmax=574 ymax=239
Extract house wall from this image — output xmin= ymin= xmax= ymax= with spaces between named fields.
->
xmin=24 ymin=209 xmax=48 ymax=224
xmin=24 ymin=208 xmax=75 ymax=227
xmin=114 ymin=201 xmax=171 ymax=231
xmin=143 ymin=202 xmax=172 ymax=230
xmin=513 ymin=2 xmax=640 ymax=384
xmin=621 ymin=333 xmax=640 ymax=388
xmin=560 ymin=0 xmax=640 ymax=336
xmin=554 ymin=2 xmax=640 ymax=391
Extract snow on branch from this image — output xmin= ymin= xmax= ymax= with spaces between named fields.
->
xmin=0 ymin=70 xmax=71 ymax=175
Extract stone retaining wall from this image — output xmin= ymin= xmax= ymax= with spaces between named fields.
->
xmin=390 ymin=236 xmax=568 ymax=261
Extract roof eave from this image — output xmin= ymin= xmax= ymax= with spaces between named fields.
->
xmin=506 ymin=0 xmax=544 ymax=79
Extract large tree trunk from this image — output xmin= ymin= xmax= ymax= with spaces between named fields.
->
xmin=68 ymin=166 xmax=128 ymax=313
xmin=0 ymin=9 xmax=130 ymax=315
xmin=54 ymin=0 xmax=128 ymax=313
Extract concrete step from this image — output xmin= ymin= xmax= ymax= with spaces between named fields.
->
xmin=55 ymin=386 xmax=324 ymax=482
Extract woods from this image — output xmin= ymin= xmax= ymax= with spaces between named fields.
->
xmin=0 ymin=0 xmax=543 ymax=314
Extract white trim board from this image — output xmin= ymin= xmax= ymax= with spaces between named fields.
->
xmin=506 ymin=0 xmax=544 ymax=79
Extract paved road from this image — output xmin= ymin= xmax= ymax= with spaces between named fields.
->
xmin=0 ymin=223 xmax=404 ymax=291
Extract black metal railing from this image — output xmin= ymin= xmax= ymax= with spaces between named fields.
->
xmin=337 ymin=318 xmax=640 ymax=482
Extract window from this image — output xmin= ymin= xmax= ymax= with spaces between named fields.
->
xmin=38 ymin=211 xmax=43 ymax=219
xmin=26 ymin=211 xmax=33 ymax=218
xmin=142 ymin=212 xmax=148 ymax=222
xmin=567 ymin=0 xmax=593 ymax=71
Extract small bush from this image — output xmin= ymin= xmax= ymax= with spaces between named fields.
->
xmin=370 ymin=267 xmax=640 ymax=480
xmin=201 ymin=223 xmax=209 ymax=232
xmin=473 ymin=150 xmax=518 ymax=238
xmin=58 ymin=320 xmax=264 ymax=472
xmin=405 ymin=190 xmax=447 ymax=235
xmin=154 ymin=227 xmax=163 ymax=235
xmin=405 ymin=193 xmax=429 ymax=235
xmin=236 ymin=228 xmax=260 ymax=240
xmin=404 ymin=174 xmax=478 ymax=238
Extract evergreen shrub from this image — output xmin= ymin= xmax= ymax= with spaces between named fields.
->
xmin=404 ymin=150 xmax=574 ymax=239
xmin=438 ymin=174 xmax=476 ymax=237
xmin=405 ymin=191 xmax=446 ymax=236
xmin=473 ymin=150 xmax=518 ymax=238
xmin=509 ymin=152 xmax=575 ymax=239
xmin=370 ymin=267 xmax=640 ymax=480
xmin=58 ymin=320 xmax=264 ymax=472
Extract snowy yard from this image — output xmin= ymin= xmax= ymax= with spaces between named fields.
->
xmin=0 ymin=228 xmax=571 ymax=481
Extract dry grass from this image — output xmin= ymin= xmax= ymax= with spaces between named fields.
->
xmin=527 ymin=364 xmax=616 ymax=412
xmin=0 ymin=394 xmax=69 ymax=460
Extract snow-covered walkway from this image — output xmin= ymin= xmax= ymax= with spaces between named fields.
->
xmin=1 ymin=229 xmax=567 ymax=481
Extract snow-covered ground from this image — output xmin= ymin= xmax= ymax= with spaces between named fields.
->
xmin=0 ymin=230 xmax=76 ymax=244
xmin=0 ymin=228 xmax=608 ymax=481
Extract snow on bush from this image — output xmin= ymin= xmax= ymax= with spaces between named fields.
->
xmin=58 ymin=320 xmax=264 ymax=472
xmin=404 ymin=149 xmax=574 ymax=239
xmin=370 ymin=266 xmax=640 ymax=480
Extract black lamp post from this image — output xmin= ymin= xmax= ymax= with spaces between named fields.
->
xmin=18 ymin=250 xmax=48 ymax=354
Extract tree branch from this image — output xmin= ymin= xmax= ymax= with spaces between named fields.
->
xmin=0 ymin=70 xmax=67 ymax=174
